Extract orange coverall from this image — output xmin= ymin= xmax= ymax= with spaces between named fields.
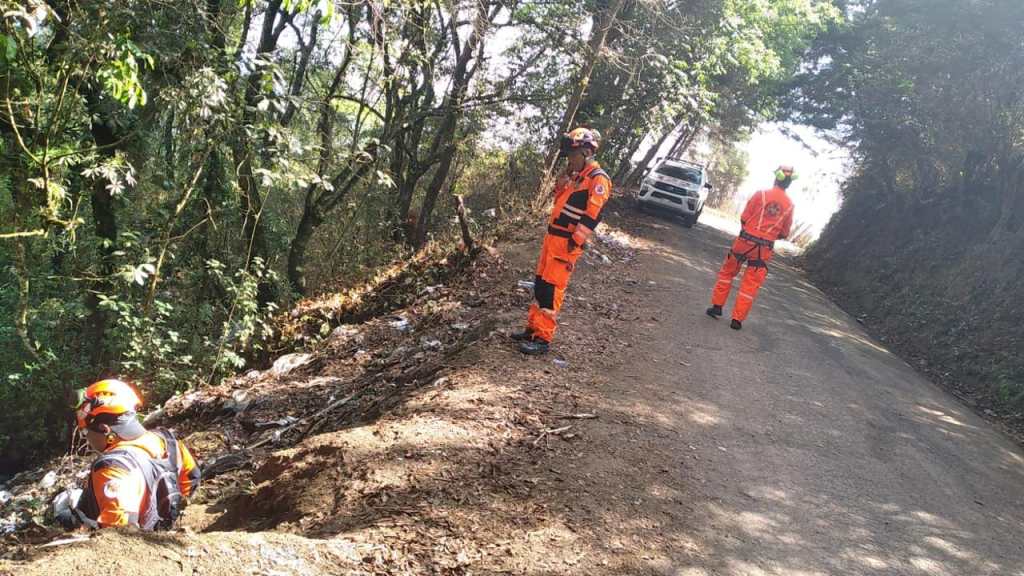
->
xmin=526 ymin=161 xmax=612 ymax=342
xmin=711 ymin=185 xmax=794 ymax=321
xmin=75 ymin=430 xmax=200 ymax=528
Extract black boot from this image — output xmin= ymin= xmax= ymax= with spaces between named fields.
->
xmin=730 ymin=319 xmax=742 ymax=330
xmin=706 ymin=305 xmax=723 ymax=319
xmin=510 ymin=329 xmax=534 ymax=342
xmin=518 ymin=339 xmax=550 ymax=356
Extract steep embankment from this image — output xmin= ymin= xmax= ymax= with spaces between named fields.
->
xmin=1 ymin=210 xmax=649 ymax=573
xmin=804 ymin=194 xmax=1024 ymax=441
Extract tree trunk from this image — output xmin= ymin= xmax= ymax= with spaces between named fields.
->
xmin=455 ymin=195 xmax=474 ymax=251
xmin=667 ymin=122 xmax=700 ymax=160
xmin=232 ymin=0 xmax=289 ymax=303
xmin=82 ymin=88 xmax=121 ymax=370
xmin=284 ymin=56 xmax=359 ymax=295
xmin=539 ymin=0 xmax=628 ymax=187
xmin=411 ymin=4 xmax=496 ymax=247
xmin=286 ymin=146 xmax=378 ymax=294
xmin=280 ymin=12 xmax=322 ymax=127
xmin=414 ymin=147 xmax=456 ymax=248
xmin=234 ymin=143 xmax=272 ymax=268
xmin=286 ymin=203 xmax=321 ymax=294
xmin=611 ymin=129 xmax=651 ymax=183
xmin=624 ymin=125 xmax=676 ymax=188
xmin=195 ymin=149 xmax=230 ymax=302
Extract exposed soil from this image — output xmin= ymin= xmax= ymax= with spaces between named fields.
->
xmin=4 ymin=204 xmax=1024 ymax=575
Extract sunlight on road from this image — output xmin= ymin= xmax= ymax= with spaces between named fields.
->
xmin=915 ymin=405 xmax=970 ymax=429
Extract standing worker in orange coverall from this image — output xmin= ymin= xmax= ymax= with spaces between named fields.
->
xmin=512 ymin=127 xmax=612 ymax=355
xmin=706 ymin=166 xmax=796 ymax=330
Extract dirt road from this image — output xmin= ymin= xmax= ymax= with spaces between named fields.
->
xmin=537 ymin=211 xmax=1024 ymax=575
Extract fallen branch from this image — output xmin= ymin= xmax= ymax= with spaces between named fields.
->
xmin=532 ymin=425 xmax=573 ymax=447
xmin=555 ymin=413 xmax=598 ymax=420
xmin=38 ymin=535 xmax=90 ymax=549
xmin=299 ymin=391 xmax=357 ymax=440
xmin=196 ymin=391 xmax=359 ymax=478
xmin=142 ymin=407 xmax=166 ymax=427
xmin=201 ymin=451 xmax=251 ymax=479
xmin=246 ymin=391 xmax=357 ymax=450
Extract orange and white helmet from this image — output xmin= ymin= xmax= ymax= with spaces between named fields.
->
xmin=75 ymin=379 xmax=142 ymax=430
xmin=561 ymin=127 xmax=601 ymax=153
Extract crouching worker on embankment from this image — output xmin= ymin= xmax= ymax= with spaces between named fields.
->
xmin=54 ymin=379 xmax=200 ymax=531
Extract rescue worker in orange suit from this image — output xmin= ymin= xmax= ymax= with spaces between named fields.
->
xmin=55 ymin=379 xmax=201 ymax=530
xmin=706 ymin=166 xmax=796 ymax=330
xmin=512 ymin=127 xmax=612 ymax=355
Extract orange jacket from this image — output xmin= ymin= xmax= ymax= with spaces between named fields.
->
xmin=740 ymin=186 xmax=794 ymax=241
xmin=547 ymin=161 xmax=612 ymax=243
xmin=75 ymin=430 xmax=200 ymax=528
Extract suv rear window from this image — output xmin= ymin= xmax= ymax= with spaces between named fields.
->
xmin=655 ymin=165 xmax=702 ymax=184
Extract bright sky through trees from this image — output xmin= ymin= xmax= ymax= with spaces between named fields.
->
xmin=739 ymin=123 xmax=848 ymax=237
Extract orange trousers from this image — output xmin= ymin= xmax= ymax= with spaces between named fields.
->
xmin=525 ymin=234 xmax=581 ymax=342
xmin=711 ymin=236 xmax=773 ymax=322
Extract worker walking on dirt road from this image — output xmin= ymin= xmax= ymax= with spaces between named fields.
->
xmin=706 ymin=166 xmax=795 ymax=330
xmin=513 ymin=127 xmax=612 ymax=355
xmin=54 ymin=379 xmax=201 ymax=531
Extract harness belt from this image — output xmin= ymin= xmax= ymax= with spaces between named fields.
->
xmin=731 ymin=243 xmax=769 ymax=270
xmin=547 ymin=226 xmax=574 ymax=238
xmin=739 ymin=230 xmax=775 ymax=248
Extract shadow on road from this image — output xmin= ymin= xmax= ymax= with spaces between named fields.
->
xmin=545 ymin=208 xmax=1024 ymax=575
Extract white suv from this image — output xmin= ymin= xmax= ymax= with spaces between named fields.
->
xmin=637 ymin=159 xmax=712 ymax=227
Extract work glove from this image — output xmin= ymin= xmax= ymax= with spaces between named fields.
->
xmin=52 ymin=488 xmax=83 ymax=530
xmin=568 ymin=230 xmax=588 ymax=252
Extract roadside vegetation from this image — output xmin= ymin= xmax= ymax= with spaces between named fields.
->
xmin=0 ymin=0 xmax=834 ymax=473
xmin=792 ymin=0 xmax=1024 ymax=431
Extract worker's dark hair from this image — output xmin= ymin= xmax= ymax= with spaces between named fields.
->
xmin=88 ymin=411 xmax=146 ymax=440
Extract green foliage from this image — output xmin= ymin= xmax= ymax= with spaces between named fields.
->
xmin=0 ymin=34 xmax=15 ymax=62
xmin=798 ymin=0 xmax=1024 ymax=416
xmin=0 ymin=0 xmax=838 ymax=473
xmin=97 ymin=37 xmax=154 ymax=109
xmin=571 ymin=0 xmax=838 ymax=181
xmin=705 ymin=140 xmax=751 ymax=210
xmin=204 ymin=258 xmax=279 ymax=378
xmin=94 ymin=256 xmax=278 ymax=398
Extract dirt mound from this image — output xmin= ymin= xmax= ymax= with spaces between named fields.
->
xmin=207 ymin=437 xmax=351 ymax=532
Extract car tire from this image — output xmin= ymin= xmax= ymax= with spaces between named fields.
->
xmin=681 ymin=213 xmax=697 ymax=228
